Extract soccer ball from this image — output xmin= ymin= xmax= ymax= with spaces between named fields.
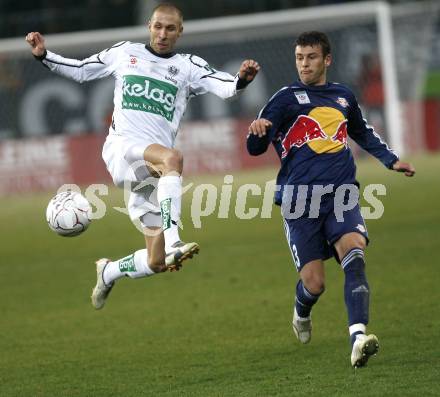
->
xmin=46 ymin=191 xmax=92 ymax=237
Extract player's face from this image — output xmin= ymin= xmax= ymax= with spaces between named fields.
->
xmin=148 ymin=10 xmax=183 ymax=54
xmin=295 ymin=45 xmax=331 ymax=86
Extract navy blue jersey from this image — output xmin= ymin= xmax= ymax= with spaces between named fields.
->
xmin=247 ymin=81 xmax=398 ymax=205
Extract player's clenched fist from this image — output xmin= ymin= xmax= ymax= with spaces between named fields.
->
xmin=25 ymin=32 xmax=46 ymax=57
xmin=248 ymin=118 xmax=272 ymax=137
xmin=239 ymin=59 xmax=260 ymax=82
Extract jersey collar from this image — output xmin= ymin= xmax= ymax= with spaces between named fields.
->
xmin=145 ymin=44 xmax=176 ymax=59
xmin=295 ymin=80 xmax=331 ymax=90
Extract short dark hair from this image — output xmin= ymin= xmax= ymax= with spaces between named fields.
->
xmin=295 ymin=31 xmax=331 ymax=57
xmin=151 ymin=3 xmax=183 ymax=22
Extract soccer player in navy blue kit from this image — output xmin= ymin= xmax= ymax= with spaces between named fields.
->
xmin=247 ymin=31 xmax=415 ymax=367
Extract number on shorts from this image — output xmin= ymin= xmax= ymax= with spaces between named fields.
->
xmin=292 ymin=244 xmax=300 ymax=269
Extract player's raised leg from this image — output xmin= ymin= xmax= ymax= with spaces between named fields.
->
xmin=335 ymin=232 xmax=379 ymax=367
xmin=92 ymin=226 xmax=173 ymax=309
xmin=92 ymin=247 xmax=157 ymax=310
xmin=143 ymin=143 xmax=199 ymax=268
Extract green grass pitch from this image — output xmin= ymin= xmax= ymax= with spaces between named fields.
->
xmin=1 ymin=154 xmax=439 ymax=396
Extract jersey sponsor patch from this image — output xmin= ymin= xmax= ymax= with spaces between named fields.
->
xmin=294 ymin=91 xmax=311 ymax=104
xmin=128 ymin=56 xmax=138 ymax=69
xmin=122 ymin=75 xmax=177 ymax=121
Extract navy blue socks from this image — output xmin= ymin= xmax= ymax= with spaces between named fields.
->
xmin=342 ymin=248 xmax=370 ymax=345
xmin=295 ymin=279 xmax=322 ymax=318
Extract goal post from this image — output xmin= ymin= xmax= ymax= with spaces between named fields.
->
xmin=376 ymin=1 xmax=402 ymax=155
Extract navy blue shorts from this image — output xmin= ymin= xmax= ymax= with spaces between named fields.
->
xmin=282 ymin=196 xmax=368 ymax=272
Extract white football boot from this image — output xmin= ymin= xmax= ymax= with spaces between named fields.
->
xmin=351 ymin=334 xmax=379 ymax=368
xmin=165 ymin=241 xmax=200 ymax=271
xmin=292 ymin=307 xmax=312 ymax=344
xmin=91 ymin=258 xmax=114 ymax=310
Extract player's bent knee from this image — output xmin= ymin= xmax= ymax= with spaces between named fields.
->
xmin=352 ymin=233 xmax=367 ymax=250
xmin=163 ymin=149 xmax=183 ymax=173
xmin=309 ymin=282 xmax=325 ymax=295
xmin=302 ymin=277 xmax=325 ymax=295
xmin=147 ymin=252 xmax=167 ymax=273
xmin=338 ymin=233 xmax=367 ymax=258
xmin=300 ymin=261 xmax=325 ymax=295
xmin=148 ymin=259 xmax=168 ymax=273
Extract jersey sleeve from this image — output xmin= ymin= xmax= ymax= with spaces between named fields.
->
xmin=247 ymin=87 xmax=290 ymax=156
xmin=347 ymin=92 xmax=399 ymax=168
xmin=187 ymin=55 xmax=239 ymax=99
xmin=39 ymin=41 xmax=128 ymax=83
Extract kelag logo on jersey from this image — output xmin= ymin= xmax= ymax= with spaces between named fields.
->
xmin=122 ymin=75 xmax=177 ymax=121
xmin=281 ymin=107 xmax=348 ymax=158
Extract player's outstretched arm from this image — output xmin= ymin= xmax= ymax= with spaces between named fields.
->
xmin=238 ymin=59 xmax=260 ymax=83
xmin=25 ymin=33 xmax=119 ymax=83
xmin=26 ymin=32 xmax=46 ymax=57
xmin=392 ymin=160 xmax=416 ymax=177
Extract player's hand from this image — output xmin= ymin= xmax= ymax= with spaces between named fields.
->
xmin=238 ymin=59 xmax=260 ymax=82
xmin=392 ymin=160 xmax=415 ymax=177
xmin=25 ymin=32 xmax=46 ymax=57
xmin=248 ymin=118 xmax=272 ymax=138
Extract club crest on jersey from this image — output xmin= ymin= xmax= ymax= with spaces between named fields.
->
xmin=294 ymin=91 xmax=311 ymax=104
xmin=168 ymin=65 xmax=179 ymax=76
xmin=336 ymin=97 xmax=349 ymax=108
xmin=165 ymin=65 xmax=179 ymax=84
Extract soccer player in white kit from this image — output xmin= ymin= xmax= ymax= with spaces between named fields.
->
xmin=26 ymin=3 xmax=260 ymax=309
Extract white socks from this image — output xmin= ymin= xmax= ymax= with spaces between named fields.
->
xmin=103 ymin=249 xmax=155 ymax=285
xmin=157 ymin=175 xmax=181 ymax=252
xmin=101 ymin=176 xmax=183 ymax=285
xmin=349 ymin=323 xmax=366 ymax=336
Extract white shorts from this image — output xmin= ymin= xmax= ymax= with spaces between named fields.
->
xmin=102 ymin=134 xmax=162 ymax=228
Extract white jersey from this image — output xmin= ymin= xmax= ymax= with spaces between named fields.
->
xmin=41 ymin=41 xmax=242 ymax=147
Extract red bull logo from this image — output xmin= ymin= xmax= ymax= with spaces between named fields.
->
xmin=281 ymin=115 xmax=326 ymax=158
xmin=281 ymin=107 xmax=348 ymax=158
xmin=332 ymin=120 xmax=347 ymax=146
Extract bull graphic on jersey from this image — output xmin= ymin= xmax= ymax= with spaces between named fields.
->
xmin=332 ymin=120 xmax=348 ymax=145
xmin=281 ymin=107 xmax=348 ymax=158
xmin=281 ymin=115 xmax=326 ymax=158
